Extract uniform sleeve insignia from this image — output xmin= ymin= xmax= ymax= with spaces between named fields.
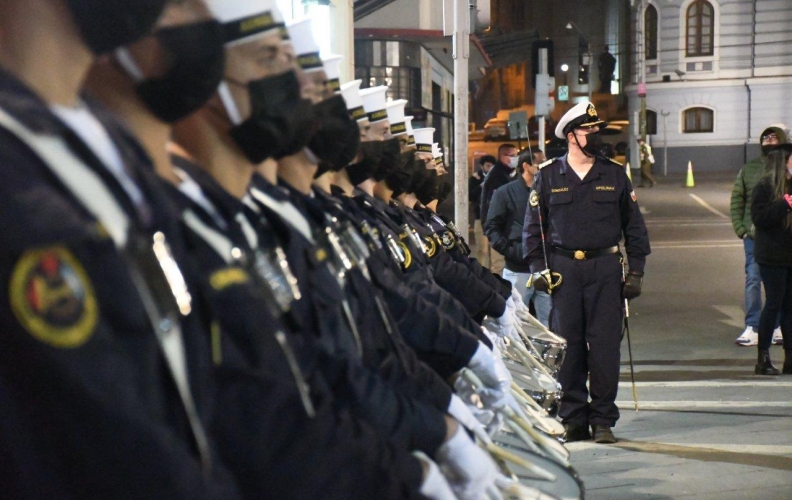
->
xmin=538 ymin=158 xmax=555 ymax=170
xmin=10 ymin=247 xmax=98 ymax=349
xmin=631 ymin=190 xmax=637 ymax=202
xmin=529 ymin=190 xmax=540 ymax=207
xmin=423 ymin=235 xmax=437 ymax=257
xmin=398 ymin=241 xmax=413 ymax=269
xmin=440 ymin=232 xmax=456 ymax=250
xmin=209 ymin=267 xmax=250 ymax=291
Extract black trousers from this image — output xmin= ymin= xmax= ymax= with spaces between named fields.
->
xmin=550 ymin=253 xmax=623 ymax=427
xmin=758 ymin=264 xmax=792 ymax=350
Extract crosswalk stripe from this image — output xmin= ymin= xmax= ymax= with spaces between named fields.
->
xmin=614 ymin=401 xmax=792 ymax=409
xmin=617 ymin=381 xmax=792 ymax=388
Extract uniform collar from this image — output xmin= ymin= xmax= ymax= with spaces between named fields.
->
xmin=560 ymin=154 xmax=605 ymax=184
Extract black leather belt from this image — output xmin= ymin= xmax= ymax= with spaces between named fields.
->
xmin=551 ymin=245 xmax=620 ymax=261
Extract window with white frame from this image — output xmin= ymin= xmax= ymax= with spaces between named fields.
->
xmin=645 ymin=5 xmax=658 ymax=61
xmin=686 ymin=0 xmax=714 ymax=57
xmin=683 ymin=107 xmax=714 ymax=133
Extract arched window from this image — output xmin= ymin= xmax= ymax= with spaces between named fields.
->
xmin=645 ymin=5 xmax=658 ymax=60
xmin=686 ymin=0 xmax=714 ymax=57
xmin=646 ymin=109 xmax=658 ymax=135
xmin=683 ymin=107 xmax=713 ymax=133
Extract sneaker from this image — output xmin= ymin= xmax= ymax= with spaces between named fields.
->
xmin=772 ymin=328 xmax=783 ymax=345
xmin=735 ymin=326 xmax=758 ymax=346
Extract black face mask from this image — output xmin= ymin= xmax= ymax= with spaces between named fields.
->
xmin=578 ymin=130 xmax=604 ymax=157
xmin=373 ymin=138 xmax=402 ymax=181
xmin=308 ymin=95 xmax=361 ymax=171
xmin=130 ymin=21 xmax=225 ymax=123
xmin=229 ymin=71 xmax=316 ymax=164
xmin=415 ymin=169 xmax=440 ymax=205
xmin=762 ymin=145 xmax=776 ymax=156
xmin=384 ymin=151 xmax=415 ymax=196
xmin=346 ymin=141 xmax=384 ymax=186
xmin=437 ymin=176 xmax=452 ymax=204
xmin=66 ymin=0 xmax=168 ymax=55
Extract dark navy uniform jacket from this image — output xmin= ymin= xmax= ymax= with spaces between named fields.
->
xmin=245 ymin=174 xmax=448 ymax=455
xmin=523 ymin=155 xmax=651 ymax=273
xmin=397 ymin=202 xmax=507 ymax=319
xmin=0 ymin=69 xmax=239 ymax=498
xmin=161 ymin=163 xmax=426 ymax=499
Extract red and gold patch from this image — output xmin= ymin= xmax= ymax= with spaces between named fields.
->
xmin=10 ymin=247 xmax=98 ymax=348
xmin=630 ymin=190 xmax=637 ymax=202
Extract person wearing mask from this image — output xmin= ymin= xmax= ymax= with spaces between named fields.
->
xmin=481 ymin=144 xmax=519 ymax=274
xmin=485 ymin=148 xmax=551 ymax=327
xmin=0 ymin=0 xmax=247 ymax=496
xmin=523 ymin=102 xmax=650 ymax=444
xmin=749 ymin=144 xmax=792 ymax=375
xmin=732 ymin=126 xmax=788 ymax=347
xmin=470 ymin=155 xmax=494 ymax=264
xmin=637 ymin=138 xmax=655 ymax=188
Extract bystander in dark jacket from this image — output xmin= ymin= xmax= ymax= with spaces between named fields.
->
xmin=480 ymin=144 xmax=518 ymax=221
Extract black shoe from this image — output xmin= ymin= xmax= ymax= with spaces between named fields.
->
xmin=592 ymin=425 xmax=617 ymax=444
xmin=755 ymin=349 xmax=780 ymax=376
xmin=563 ymin=423 xmax=591 ymax=442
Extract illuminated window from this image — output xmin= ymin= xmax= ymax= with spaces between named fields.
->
xmin=686 ymin=0 xmax=714 ymax=57
xmin=683 ymin=107 xmax=713 ymax=133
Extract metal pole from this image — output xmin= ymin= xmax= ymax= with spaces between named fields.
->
xmin=663 ymin=117 xmax=668 ymax=177
xmin=538 ymin=48 xmax=548 ymax=153
xmin=453 ymin=0 xmax=470 ymax=234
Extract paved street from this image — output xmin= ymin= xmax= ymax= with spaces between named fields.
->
xmin=565 ymin=172 xmax=792 ymax=499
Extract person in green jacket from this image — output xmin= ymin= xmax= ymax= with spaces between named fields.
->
xmin=731 ymin=126 xmax=788 ymax=346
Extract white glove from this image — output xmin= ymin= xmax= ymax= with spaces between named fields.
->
xmin=414 ymin=452 xmax=458 ymax=500
xmin=436 ymin=425 xmax=502 ymax=500
xmin=447 ymin=394 xmax=492 ymax=444
xmin=451 ymin=377 xmax=503 ymax=437
xmin=497 ymin=297 xmax=522 ymax=343
xmin=468 ymin=344 xmax=514 ymax=411
xmin=510 ymin=286 xmax=523 ymax=305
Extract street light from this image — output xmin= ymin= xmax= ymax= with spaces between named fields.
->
xmin=560 ymin=64 xmax=569 ymax=85
xmin=566 ymin=21 xmax=592 ymax=102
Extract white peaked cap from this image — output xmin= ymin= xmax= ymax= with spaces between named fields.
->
xmin=322 ymin=55 xmax=343 ymax=94
xmin=340 ymin=80 xmax=367 ymax=122
xmin=205 ymin=0 xmax=284 ymax=46
xmin=554 ymin=101 xmax=607 ymax=139
xmin=386 ymin=99 xmax=408 ymax=136
xmin=404 ymin=116 xmax=416 ymax=145
xmin=412 ymin=127 xmax=435 ymax=153
xmin=359 ymin=86 xmax=389 ymax=124
xmin=323 ymin=55 xmax=343 ymax=80
xmin=287 ymin=18 xmax=323 ymax=72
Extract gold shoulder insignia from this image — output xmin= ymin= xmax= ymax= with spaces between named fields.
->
xmin=10 ymin=246 xmax=98 ymax=349
xmin=538 ymin=158 xmax=556 ymax=169
xmin=209 ymin=267 xmax=250 ymax=291
xmin=607 ymin=157 xmax=623 ymax=167
xmin=422 ymin=235 xmax=437 ymax=258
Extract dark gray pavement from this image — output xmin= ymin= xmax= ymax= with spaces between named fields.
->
xmin=565 ymin=171 xmax=792 ymax=499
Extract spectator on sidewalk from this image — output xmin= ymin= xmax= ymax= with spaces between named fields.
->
xmin=731 ymin=126 xmax=787 ymax=346
xmin=484 ymin=148 xmax=551 ymax=326
xmin=470 ymin=155 xmax=495 ymax=265
xmin=481 ymin=144 xmax=519 ymax=273
xmin=749 ymin=144 xmax=792 ymax=375
xmin=637 ymin=138 xmax=655 ymax=188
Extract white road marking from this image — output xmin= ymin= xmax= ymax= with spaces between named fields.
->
xmin=618 ymin=381 xmax=792 ymax=388
xmin=651 ymin=244 xmax=742 ymax=249
xmin=712 ymin=305 xmax=746 ymax=328
xmin=689 ymin=193 xmax=729 ymax=219
xmin=614 ymin=401 xmax=792 ymax=409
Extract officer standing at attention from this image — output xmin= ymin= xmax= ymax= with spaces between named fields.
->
xmin=523 ymin=102 xmax=650 ymax=444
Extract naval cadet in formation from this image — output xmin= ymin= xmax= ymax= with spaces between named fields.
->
xmin=0 ymin=0 xmax=541 ymax=498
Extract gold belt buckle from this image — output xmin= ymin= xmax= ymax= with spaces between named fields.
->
xmin=573 ymin=250 xmax=586 ymax=260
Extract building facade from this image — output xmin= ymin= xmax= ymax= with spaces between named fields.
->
xmin=626 ymin=0 xmax=792 ymax=172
